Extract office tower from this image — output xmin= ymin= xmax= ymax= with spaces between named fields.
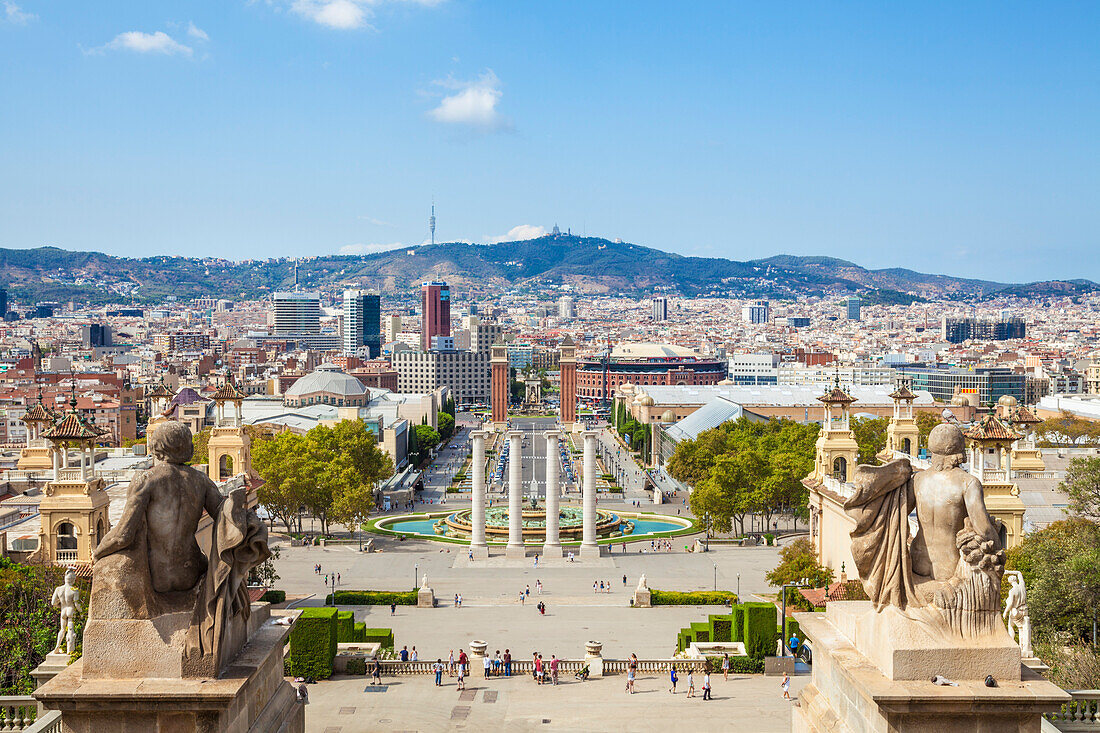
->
xmin=741 ymin=300 xmax=769 ymax=324
xmin=343 ymin=289 xmax=382 ymax=358
xmin=0 ymin=287 xmax=6 ymax=318
xmin=941 ymin=316 xmax=1026 ymax=344
xmin=272 ymin=291 xmax=320 ymax=335
xmin=558 ymin=295 xmax=576 ymax=319
xmin=81 ymin=324 xmax=112 ymax=348
xmin=845 ymin=296 xmax=862 ymax=321
xmin=384 ymin=314 xmax=402 ymax=345
xmin=651 ymin=296 xmax=669 ymax=322
xmin=421 ymin=281 xmax=450 ymax=351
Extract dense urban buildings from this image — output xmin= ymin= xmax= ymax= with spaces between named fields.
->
xmin=272 ymin=291 xmax=321 ymax=335
xmin=576 ymin=343 xmax=727 ymax=402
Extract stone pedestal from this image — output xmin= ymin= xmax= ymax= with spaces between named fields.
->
xmin=792 ymin=602 xmax=1069 ymax=733
xmin=35 ymin=611 xmax=304 ymax=733
xmin=584 ymin=641 xmax=603 ymax=678
xmin=632 ymin=589 xmax=651 ymax=608
xmin=470 ymin=640 xmax=488 ymax=677
xmin=417 ymin=587 xmax=436 ymax=608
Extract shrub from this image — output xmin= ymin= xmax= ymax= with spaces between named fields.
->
xmin=690 ymin=622 xmax=710 ymax=643
xmin=731 ymin=605 xmax=745 ymax=642
xmin=649 ymin=590 xmax=738 ymax=606
xmin=705 ymin=655 xmax=763 ymax=674
xmin=345 ymin=657 xmax=367 ymax=675
xmin=709 ymin=614 xmax=733 ymax=643
xmin=784 ymin=618 xmax=802 ymax=654
xmin=326 ymin=590 xmax=418 ymax=605
xmin=336 ymin=611 xmax=355 ymax=642
xmin=362 ymin=628 xmax=395 ymax=648
xmin=764 ymin=533 xmax=775 ymax=546
xmin=353 ymin=622 xmax=367 ymax=642
xmin=742 ymin=602 xmax=778 ymax=659
xmin=260 ymin=589 xmax=286 ymax=604
xmin=289 ymin=607 xmax=338 ymax=679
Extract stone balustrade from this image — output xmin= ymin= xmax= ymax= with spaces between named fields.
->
xmin=1047 ymin=690 xmax=1100 ymax=730
xmin=372 ymin=658 xmax=707 ymax=676
xmin=0 ymin=696 xmax=39 ymax=731
xmin=22 ymin=712 xmax=61 ymax=733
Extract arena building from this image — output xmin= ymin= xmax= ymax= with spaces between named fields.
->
xmin=576 ymin=343 xmax=726 ymax=402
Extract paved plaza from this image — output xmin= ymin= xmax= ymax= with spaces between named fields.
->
xmin=304 ymin=665 xmax=806 ymax=732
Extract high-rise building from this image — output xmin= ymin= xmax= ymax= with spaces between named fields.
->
xmin=0 ymin=287 xmax=7 ymax=318
xmin=273 ymin=292 xmax=320 ymax=335
xmin=421 ymin=281 xmax=451 ymax=351
xmin=343 ymin=290 xmax=382 ymax=358
xmin=651 ymin=296 xmax=669 ymax=322
xmin=558 ymin=296 xmax=576 ymax=319
xmin=741 ymin=300 xmax=769 ymax=324
xmin=81 ymin=324 xmax=112 ymax=348
xmin=845 ymin=296 xmax=861 ymax=321
xmin=941 ymin=316 xmax=1026 ymax=344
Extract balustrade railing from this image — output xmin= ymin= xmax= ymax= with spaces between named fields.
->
xmin=1046 ymin=690 xmax=1100 ymax=730
xmin=372 ymin=658 xmax=705 ymax=677
xmin=54 ymin=550 xmax=77 ymax=562
xmin=23 ymin=711 xmax=61 ymax=733
xmin=0 ymin=696 xmax=38 ymax=731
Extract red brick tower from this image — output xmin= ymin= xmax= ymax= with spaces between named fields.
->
xmin=559 ymin=335 xmax=577 ymax=426
xmin=491 ymin=342 xmax=508 ymax=425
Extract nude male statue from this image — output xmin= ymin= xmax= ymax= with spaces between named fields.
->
xmin=50 ymin=567 xmax=81 ymax=655
xmin=910 ymin=424 xmax=1000 ymax=583
xmin=92 ymin=421 xmax=224 ymax=610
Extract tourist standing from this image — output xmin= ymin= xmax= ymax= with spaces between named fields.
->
xmin=520 ymin=591 xmax=525 ymax=605
xmin=458 ymin=650 xmax=468 ymax=686
xmin=550 ymin=655 xmax=559 ymax=685
xmin=371 ymin=658 xmax=381 ymax=686
xmin=536 ymin=579 xmax=542 ymax=594
xmin=483 ymin=653 xmax=491 ymax=678
xmin=503 ymin=649 xmax=512 ymax=677
xmin=669 ymin=665 xmax=678 ymax=694
xmin=686 ymin=669 xmax=695 ymax=698
xmin=390 ymin=603 xmax=396 ymax=616
xmin=448 ymin=650 xmax=455 ymax=677
xmin=534 ymin=653 xmax=543 ymax=684
xmin=626 ymin=653 xmax=638 ymax=694
xmin=493 ymin=650 xmax=502 ymax=675
xmin=434 ymin=659 xmax=444 ymax=686
xmin=702 ymin=670 xmax=712 ymax=700
xmin=722 ymin=653 xmax=730 ymax=681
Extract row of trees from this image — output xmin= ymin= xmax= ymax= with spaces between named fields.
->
xmin=667 ymin=418 xmax=818 ymax=536
xmin=613 ymin=401 xmax=652 ymax=456
xmin=253 ymin=420 xmax=393 ymax=535
xmin=1036 ymin=413 xmax=1100 ymax=447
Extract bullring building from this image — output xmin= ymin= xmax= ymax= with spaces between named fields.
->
xmin=576 ymin=343 xmax=726 ymax=402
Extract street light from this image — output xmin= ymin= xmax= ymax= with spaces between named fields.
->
xmin=713 ymin=563 xmax=717 ymax=592
xmin=414 ymin=563 xmax=419 ymax=591
xmin=737 ymin=573 xmax=741 ymax=601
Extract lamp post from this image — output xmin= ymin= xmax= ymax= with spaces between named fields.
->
xmin=713 ymin=563 xmax=717 ymax=592
xmin=737 ymin=573 xmax=741 ymax=601
xmin=414 ymin=563 xmax=419 ymax=592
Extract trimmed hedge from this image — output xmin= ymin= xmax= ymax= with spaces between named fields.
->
xmin=705 ymin=655 xmax=764 ymax=674
xmin=326 ymin=590 xmax=418 ymax=606
xmin=289 ymin=607 xmax=338 ymax=680
xmin=649 ymin=590 xmax=738 ymax=606
xmin=346 ymin=657 xmax=367 ymax=675
xmin=742 ymin=602 xmax=778 ymax=660
xmin=731 ymin=605 xmax=745 ymax=643
xmin=709 ymin=614 xmax=733 ymax=643
xmin=784 ymin=618 xmax=802 ymax=655
xmin=677 ymin=628 xmax=693 ymax=653
xmin=353 ymin=622 xmax=367 ymax=642
xmin=336 ymin=611 xmax=355 ymax=643
xmin=690 ymin=622 xmax=710 ymax=644
xmin=362 ymin=628 xmax=394 ymax=649
xmin=260 ymin=589 xmax=286 ymax=604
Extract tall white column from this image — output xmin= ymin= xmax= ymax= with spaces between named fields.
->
xmin=470 ymin=430 xmax=489 ymax=558
xmin=506 ymin=431 xmax=525 ymax=558
xmin=580 ymin=431 xmax=599 ymax=558
xmin=543 ymin=431 xmax=562 ymax=557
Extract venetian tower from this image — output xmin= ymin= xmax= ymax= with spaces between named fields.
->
xmin=207 ymin=377 xmax=250 ymax=483
xmin=997 ymin=395 xmax=1045 ymax=472
xmin=490 ymin=342 xmax=509 ymax=426
xmin=884 ymin=384 xmax=920 ymax=457
xmin=811 ymin=379 xmax=860 ymax=484
xmin=559 ymin=335 xmax=577 ymax=428
xmin=963 ymin=412 xmax=1027 ymax=549
xmin=145 ymin=380 xmax=175 ymax=442
xmin=35 ymin=396 xmax=111 ymax=566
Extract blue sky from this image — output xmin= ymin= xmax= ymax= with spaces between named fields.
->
xmin=1 ymin=1 xmax=1097 ymax=283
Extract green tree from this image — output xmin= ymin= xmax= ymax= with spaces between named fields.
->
xmin=414 ymin=424 xmax=440 ymax=463
xmin=437 ymin=412 xmax=455 ymax=441
xmin=254 ymin=431 xmax=309 ymax=533
xmin=1006 ymin=518 xmax=1100 ymax=643
xmin=850 ymin=416 xmax=888 ymax=464
xmin=765 ymin=538 xmax=835 ymax=588
xmin=190 ymin=428 xmax=211 ymax=466
xmin=1062 ymin=456 xmax=1100 ymax=522
xmin=1036 ymin=413 xmax=1100 ymax=447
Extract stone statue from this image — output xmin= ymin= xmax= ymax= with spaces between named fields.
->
xmin=1004 ymin=571 xmax=1033 ymax=656
xmin=87 ymin=421 xmax=270 ymax=677
xmin=421 ymin=573 xmax=429 ymax=589
xmin=50 ymin=567 xmax=81 ymax=655
xmin=843 ymin=424 xmax=1006 ymax=639
xmin=636 ymin=573 xmax=648 ymax=591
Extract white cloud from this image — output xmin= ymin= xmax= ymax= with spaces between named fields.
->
xmin=99 ymin=31 xmax=193 ymax=56
xmin=429 ymin=70 xmax=506 ymax=129
xmin=291 ymin=0 xmax=368 ymax=29
xmin=487 ymin=225 xmax=546 ymax=244
xmin=338 ymin=242 xmax=406 ymax=255
xmin=3 ymin=2 xmax=35 ymax=24
xmin=187 ymin=22 xmax=209 ymax=41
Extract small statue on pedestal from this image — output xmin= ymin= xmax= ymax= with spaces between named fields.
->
xmin=1004 ymin=571 xmax=1033 ymax=656
xmin=50 ymin=567 xmax=81 ymax=655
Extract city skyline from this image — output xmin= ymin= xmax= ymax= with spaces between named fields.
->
xmin=1 ymin=2 xmax=1098 ymax=281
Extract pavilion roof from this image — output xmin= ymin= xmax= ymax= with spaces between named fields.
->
xmin=817 ymin=386 xmax=856 ymax=405
xmin=1009 ymin=405 xmax=1041 ymax=425
xmin=963 ymin=414 xmax=1020 ymax=443
xmin=43 ymin=411 xmax=105 ymax=442
xmin=889 ymin=385 xmax=917 ymax=401
xmin=212 ymin=381 xmax=246 ymax=402
xmin=22 ymin=401 xmax=54 ymax=423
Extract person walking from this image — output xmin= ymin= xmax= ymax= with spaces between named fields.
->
xmin=702 ymin=670 xmax=712 ymax=701
xmin=458 ymin=650 xmax=468 ymax=688
xmin=686 ymin=669 xmax=695 ymax=698
xmin=781 ymin=672 xmax=791 ymax=701
xmin=536 ymin=579 xmax=542 ymax=595
xmin=448 ymin=650 xmax=455 ymax=677
xmin=503 ymin=649 xmax=512 ymax=677
xmin=722 ymin=653 xmax=730 ymax=681
xmin=371 ymin=658 xmax=381 ymax=686
xmin=623 ymin=574 xmax=627 ymax=586
xmin=520 ymin=591 xmax=525 ymax=606
xmin=593 ymin=581 xmax=598 ymax=594
xmin=434 ymin=659 xmax=444 ymax=686
xmin=457 ymin=594 xmax=463 ymax=607
xmin=525 ymin=585 xmax=530 ymax=598
xmin=390 ymin=603 xmax=396 ymax=617
xmin=669 ymin=664 xmax=678 ymax=694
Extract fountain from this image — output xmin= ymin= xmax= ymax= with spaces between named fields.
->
xmin=437 ymin=495 xmax=631 ymax=541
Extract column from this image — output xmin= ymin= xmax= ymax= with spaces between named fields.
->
xmin=580 ymin=431 xmax=599 ymax=558
xmin=506 ymin=431 xmax=525 ymax=558
xmin=543 ymin=431 xmax=562 ymax=557
xmin=470 ymin=430 xmax=489 ymax=558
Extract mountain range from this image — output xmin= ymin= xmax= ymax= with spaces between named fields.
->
xmin=0 ymin=235 xmax=1094 ymax=306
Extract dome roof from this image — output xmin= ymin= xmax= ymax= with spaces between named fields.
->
xmin=285 ymin=368 xmax=367 ymax=399
xmin=619 ymin=382 xmax=635 ymax=393
xmin=997 ymin=394 xmax=1018 ymax=407
xmin=639 ymin=394 xmax=655 ymax=406
xmin=661 ymin=410 xmax=677 ymax=423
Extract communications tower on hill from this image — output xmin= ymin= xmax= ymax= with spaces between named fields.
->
xmin=429 ymin=201 xmax=436 ymax=245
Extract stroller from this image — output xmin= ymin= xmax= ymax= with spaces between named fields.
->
xmin=575 ymin=665 xmax=590 ymax=681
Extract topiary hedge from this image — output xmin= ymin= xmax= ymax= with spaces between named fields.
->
xmin=731 ymin=605 xmax=745 ymax=642
xmin=260 ymin=589 xmax=286 ymax=604
xmin=690 ymin=622 xmax=710 ymax=643
xmin=353 ymin=622 xmax=367 ymax=642
xmin=705 ymin=655 xmax=763 ymax=674
xmin=336 ymin=611 xmax=355 ymax=642
xmin=289 ymin=607 xmax=338 ymax=679
xmin=362 ymin=628 xmax=394 ymax=649
xmin=742 ymin=602 xmax=778 ymax=659
xmin=649 ymin=590 xmax=738 ymax=606
xmin=709 ymin=614 xmax=733 ymax=643
xmin=325 ymin=590 xmax=418 ymax=606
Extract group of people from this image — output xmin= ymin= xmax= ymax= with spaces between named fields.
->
xmin=667 ymin=664 xmax=711 ymax=700
xmin=434 ymin=649 xmax=470 ymax=689
xmin=532 ymin=652 xmax=559 ymax=685
xmin=593 ymin=580 xmax=615 ymax=593
xmin=480 ymin=649 xmax=513 ymax=677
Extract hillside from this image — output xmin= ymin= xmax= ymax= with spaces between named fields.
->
xmin=0 ymin=236 xmax=1092 ymax=305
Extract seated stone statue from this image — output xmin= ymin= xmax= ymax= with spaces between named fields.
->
xmin=843 ymin=424 xmax=1006 ymax=639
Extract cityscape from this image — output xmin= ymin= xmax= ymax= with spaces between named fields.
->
xmin=1 ymin=3 xmax=1099 ymax=733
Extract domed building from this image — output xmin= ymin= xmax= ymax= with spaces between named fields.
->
xmin=284 ymin=364 xmax=369 ymax=407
